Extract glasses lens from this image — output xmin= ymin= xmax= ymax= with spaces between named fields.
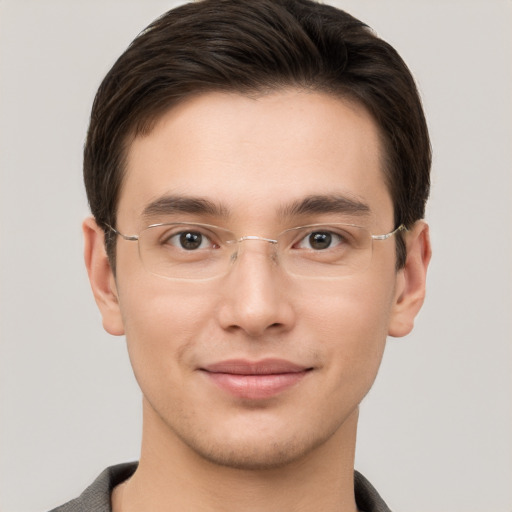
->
xmin=138 ymin=223 xmax=234 ymax=280
xmin=137 ymin=222 xmax=374 ymax=280
xmin=279 ymin=224 xmax=373 ymax=277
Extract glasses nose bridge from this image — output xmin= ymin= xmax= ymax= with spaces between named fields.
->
xmin=237 ymin=235 xmax=278 ymax=245
xmin=229 ymin=234 xmax=280 ymax=263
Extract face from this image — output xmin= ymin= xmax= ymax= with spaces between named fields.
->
xmin=87 ymin=89 xmax=428 ymax=470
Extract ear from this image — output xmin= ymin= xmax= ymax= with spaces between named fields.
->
xmin=83 ymin=217 xmax=125 ymax=336
xmin=388 ymin=220 xmax=431 ymax=338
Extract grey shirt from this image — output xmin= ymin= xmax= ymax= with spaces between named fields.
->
xmin=49 ymin=462 xmax=391 ymax=512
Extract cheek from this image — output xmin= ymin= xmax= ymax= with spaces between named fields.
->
xmin=300 ymin=277 xmax=396 ymax=391
xmin=303 ymin=275 xmax=395 ymax=340
xmin=118 ymin=280 xmax=215 ymax=398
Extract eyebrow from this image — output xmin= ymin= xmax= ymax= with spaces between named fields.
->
xmin=141 ymin=195 xmax=230 ymax=221
xmin=140 ymin=193 xmax=370 ymax=223
xmin=278 ymin=194 xmax=371 ymax=218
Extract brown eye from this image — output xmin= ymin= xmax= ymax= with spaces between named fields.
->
xmin=308 ymin=232 xmax=332 ymax=250
xmin=179 ymin=231 xmax=204 ymax=250
xmin=162 ymin=230 xmax=213 ymax=250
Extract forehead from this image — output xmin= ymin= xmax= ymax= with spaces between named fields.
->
xmin=118 ymin=89 xmax=392 ymax=228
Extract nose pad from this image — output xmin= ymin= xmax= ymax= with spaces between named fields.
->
xmin=229 ymin=237 xmax=279 ymax=267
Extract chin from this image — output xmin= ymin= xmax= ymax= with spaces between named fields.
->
xmin=181 ymin=433 xmax=322 ymax=471
xmin=169 ymin=410 xmax=348 ymax=472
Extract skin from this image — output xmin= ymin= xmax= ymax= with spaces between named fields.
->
xmin=84 ymin=89 xmax=431 ymax=512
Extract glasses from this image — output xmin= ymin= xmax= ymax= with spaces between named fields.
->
xmin=108 ymin=222 xmax=405 ymax=280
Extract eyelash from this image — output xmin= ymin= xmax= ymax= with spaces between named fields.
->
xmin=162 ymin=228 xmax=348 ymax=251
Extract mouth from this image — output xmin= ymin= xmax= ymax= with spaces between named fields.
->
xmin=199 ymin=359 xmax=313 ymax=400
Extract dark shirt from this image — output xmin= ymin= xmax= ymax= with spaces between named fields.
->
xmin=49 ymin=462 xmax=391 ymax=512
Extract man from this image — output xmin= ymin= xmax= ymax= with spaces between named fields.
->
xmin=52 ymin=0 xmax=431 ymax=510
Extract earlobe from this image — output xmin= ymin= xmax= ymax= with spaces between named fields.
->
xmin=83 ymin=217 xmax=125 ymax=336
xmin=388 ymin=221 xmax=431 ymax=338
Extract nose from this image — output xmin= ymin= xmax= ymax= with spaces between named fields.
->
xmin=216 ymin=240 xmax=296 ymax=338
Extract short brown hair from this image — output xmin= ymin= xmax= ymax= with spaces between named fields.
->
xmin=84 ymin=0 xmax=431 ymax=268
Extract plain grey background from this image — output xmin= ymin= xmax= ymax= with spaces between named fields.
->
xmin=1 ymin=1 xmax=511 ymax=511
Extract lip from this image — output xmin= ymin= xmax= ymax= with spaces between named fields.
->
xmin=200 ymin=359 xmax=312 ymax=400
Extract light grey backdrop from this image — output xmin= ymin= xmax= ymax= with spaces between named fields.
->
xmin=1 ymin=1 xmax=511 ymax=511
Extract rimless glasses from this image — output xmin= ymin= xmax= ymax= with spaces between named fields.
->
xmin=108 ymin=222 xmax=406 ymax=280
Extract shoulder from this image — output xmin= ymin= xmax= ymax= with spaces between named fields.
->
xmin=48 ymin=462 xmax=138 ymax=512
xmin=354 ymin=471 xmax=392 ymax=512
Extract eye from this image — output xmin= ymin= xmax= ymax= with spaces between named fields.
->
xmin=296 ymin=230 xmax=344 ymax=250
xmin=166 ymin=230 xmax=215 ymax=250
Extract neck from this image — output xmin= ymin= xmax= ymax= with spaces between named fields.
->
xmin=113 ymin=400 xmax=360 ymax=512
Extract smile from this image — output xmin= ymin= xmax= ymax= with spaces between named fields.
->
xmin=200 ymin=359 xmax=313 ymax=400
